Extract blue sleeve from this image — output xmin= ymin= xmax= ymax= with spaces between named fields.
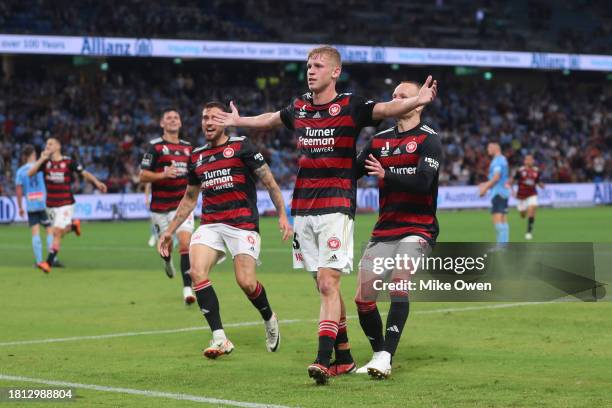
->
xmin=15 ymin=168 xmax=24 ymax=186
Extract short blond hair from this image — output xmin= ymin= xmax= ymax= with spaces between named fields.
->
xmin=307 ymin=45 xmax=342 ymax=67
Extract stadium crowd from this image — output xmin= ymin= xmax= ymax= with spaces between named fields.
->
xmin=1 ymin=0 xmax=610 ymax=54
xmin=0 ymin=60 xmax=609 ymax=195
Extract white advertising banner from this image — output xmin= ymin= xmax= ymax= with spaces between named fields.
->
xmin=1 ymin=34 xmax=611 ymax=72
xmin=1 ymin=183 xmax=610 ymax=223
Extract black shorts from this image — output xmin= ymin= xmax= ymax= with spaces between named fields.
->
xmin=27 ymin=210 xmax=50 ymax=227
xmin=491 ymin=195 xmax=508 ymax=214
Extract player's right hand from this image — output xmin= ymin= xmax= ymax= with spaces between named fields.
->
xmin=18 ymin=208 xmax=25 ymax=217
xmin=210 ymin=100 xmax=240 ymax=127
xmin=164 ymin=163 xmax=179 ymax=179
xmin=278 ymin=214 xmax=292 ymax=241
xmin=417 ymin=75 xmax=438 ymax=106
xmin=157 ymin=231 xmax=173 ymax=258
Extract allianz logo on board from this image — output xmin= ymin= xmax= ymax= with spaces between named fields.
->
xmin=81 ymin=37 xmax=153 ymax=56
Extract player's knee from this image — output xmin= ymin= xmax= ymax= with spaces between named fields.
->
xmin=236 ymin=277 xmax=256 ymax=295
xmin=189 ymin=264 xmax=210 ymax=282
xmin=317 ymin=276 xmax=339 ymax=297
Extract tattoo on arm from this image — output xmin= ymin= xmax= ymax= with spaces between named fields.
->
xmin=254 ymin=164 xmax=286 ymax=216
xmin=168 ymin=185 xmax=199 ymax=232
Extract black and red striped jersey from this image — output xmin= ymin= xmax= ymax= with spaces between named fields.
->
xmin=141 ymin=137 xmax=192 ymax=213
xmin=188 ymin=136 xmax=266 ymax=232
xmin=41 ymin=156 xmax=84 ymax=208
xmin=357 ymin=123 xmax=442 ymax=245
xmin=280 ymin=92 xmax=379 ymax=218
xmin=514 ymin=166 xmax=540 ymax=199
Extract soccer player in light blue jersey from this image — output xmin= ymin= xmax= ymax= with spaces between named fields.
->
xmin=479 ymin=142 xmax=510 ymax=243
xmin=15 ymin=145 xmax=53 ymax=268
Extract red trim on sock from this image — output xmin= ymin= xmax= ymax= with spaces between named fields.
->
xmin=179 ymin=250 xmax=190 ymax=255
xmin=355 ymin=300 xmax=377 ymax=313
xmin=247 ymin=281 xmax=263 ymax=300
xmin=338 ymin=316 xmax=347 ymax=334
xmin=390 ymin=278 xmax=409 ymax=298
xmin=319 ymin=320 xmax=339 ymax=340
xmin=193 ymin=279 xmax=211 ymax=291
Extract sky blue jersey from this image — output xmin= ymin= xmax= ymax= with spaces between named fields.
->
xmin=15 ymin=163 xmax=47 ymax=212
xmin=488 ymin=154 xmax=509 ymax=198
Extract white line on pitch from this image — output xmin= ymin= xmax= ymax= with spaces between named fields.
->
xmin=0 ymin=302 xmax=552 ymax=347
xmin=0 ymin=374 xmax=294 ymax=408
xmin=0 ymin=244 xmax=290 ymax=253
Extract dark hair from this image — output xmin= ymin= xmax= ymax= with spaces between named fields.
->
xmin=21 ymin=144 xmax=35 ymax=163
xmin=202 ymin=101 xmax=229 ymax=113
xmin=161 ymin=107 xmax=180 ymax=117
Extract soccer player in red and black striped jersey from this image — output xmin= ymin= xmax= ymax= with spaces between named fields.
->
xmin=211 ymin=46 xmax=437 ymax=384
xmin=27 ymin=137 xmax=108 ymax=273
xmin=158 ymin=102 xmax=291 ymax=359
xmin=511 ymin=155 xmax=544 ymax=240
xmin=354 ymin=81 xmax=442 ymax=379
xmin=139 ymin=108 xmax=196 ymax=304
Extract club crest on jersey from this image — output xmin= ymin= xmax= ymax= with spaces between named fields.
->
xmin=247 ymin=235 xmax=256 ymax=245
xmin=60 ymin=162 xmax=66 ymax=169
xmin=184 ymin=148 xmax=190 ymax=156
xmin=406 ymin=141 xmax=418 ymax=153
xmin=162 ymin=146 xmax=170 ymax=155
xmin=328 ymin=103 xmax=341 ymax=117
xmin=223 ymin=147 xmax=235 ymax=158
xmin=327 ymin=237 xmax=341 ymax=251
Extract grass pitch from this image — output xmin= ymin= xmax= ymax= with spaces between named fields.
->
xmin=0 ymin=207 xmax=611 ymax=407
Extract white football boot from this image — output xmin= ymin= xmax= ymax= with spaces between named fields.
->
xmin=356 ymin=351 xmax=384 ymax=374
xmin=367 ymin=351 xmax=392 ymax=379
xmin=264 ymin=313 xmax=280 ymax=352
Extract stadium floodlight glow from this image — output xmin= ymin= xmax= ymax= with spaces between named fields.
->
xmin=100 ymin=62 xmax=109 ymax=71
xmin=391 ymin=64 xmax=400 ymax=70
xmin=563 ymin=69 xmax=570 ymax=75
xmin=385 ymin=78 xmax=393 ymax=85
xmin=173 ymin=58 xmax=182 ymax=64
xmin=484 ymin=71 xmax=493 ymax=80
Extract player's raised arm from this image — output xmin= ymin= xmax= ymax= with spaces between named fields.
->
xmin=210 ymin=101 xmax=283 ymax=130
xmin=372 ymin=76 xmax=438 ymax=121
xmin=26 ymin=149 xmax=49 ymax=177
xmin=158 ymin=184 xmax=199 ymax=257
xmin=253 ymin=163 xmax=292 ymax=241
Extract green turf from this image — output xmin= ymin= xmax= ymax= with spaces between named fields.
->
xmin=0 ymin=207 xmax=611 ymax=407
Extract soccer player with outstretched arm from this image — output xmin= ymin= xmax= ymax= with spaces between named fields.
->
xmin=212 ymin=45 xmax=437 ymax=384
xmin=27 ymin=137 xmax=107 ymax=273
xmin=159 ymin=102 xmax=291 ymax=358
